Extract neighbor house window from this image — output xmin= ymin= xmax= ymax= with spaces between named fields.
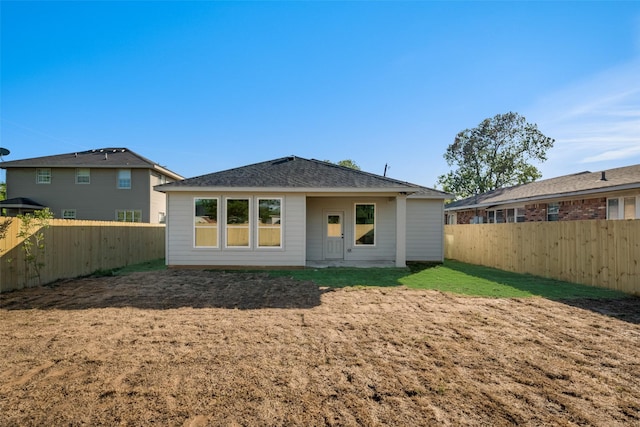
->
xmin=607 ymin=198 xmax=619 ymax=220
xmin=547 ymin=203 xmax=559 ymax=221
xmin=355 ymin=203 xmax=375 ymax=245
xmin=194 ymin=198 xmax=218 ymax=247
xmin=505 ymin=208 xmax=525 ymax=223
xmin=624 ymin=197 xmax=637 ymax=219
xmin=116 ymin=210 xmax=141 ymax=222
xmin=608 ymin=196 xmax=639 ymax=220
xmin=257 ymin=198 xmax=282 ymax=248
xmin=226 ymin=198 xmax=250 ymax=247
xmin=61 ymin=209 xmax=76 ymax=219
xmin=158 ymin=212 xmax=166 ymax=224
xmin=36 ymin=168 xmax=51 ymax=184
xmin=488 ymin=211 xmax=495 ymax=223
xmin=117 ymin=169 xmax=131 ymax=189
xmin=76 ymin=168 xmax=90 ymax=184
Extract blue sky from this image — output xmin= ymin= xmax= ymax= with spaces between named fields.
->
xmin=2 ymin=1 xmax=639 ymax=188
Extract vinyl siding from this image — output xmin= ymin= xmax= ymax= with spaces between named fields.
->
xmin=306 ymin=197 xmax=397 ymax=262
xmin=6 ymin=167 xmax=153 ymax=221
xmin=406 ymin=199 xmax=445 ymax=261
xmin=166 ymin=192 xmax=306 ymax=266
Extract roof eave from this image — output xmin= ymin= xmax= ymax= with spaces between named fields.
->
xmin=445 ymin=182 xmax=640 ymax=211
xmin=154 ymin=186 xmax=420 ymax=194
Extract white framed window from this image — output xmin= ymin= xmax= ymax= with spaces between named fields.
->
xmin=116 ymin=210 xmax=141 ymax=222
xmin=354 ymin=203 xmax=375 ymax=246
xmin=226 ymin=198 xmax=250 ymax=248
xmin=447 ymin=213 xmax=457 ymax=225
xmin=36 ymin=168 xmax=51 ymax=184
xmin=608 ymin=196 xmax=639 ymax=219
xmin=194 ymin=198 xmax=218 ymax=248
xmin=76 ymin=168 xmax=90 ymax=184
xmin=158 ymin=212 xmax=166 ymax=224
xmin=117 ymin=169 xmax=131 ymax=189
xmin=488 ymin=211 xmax=495 ymax=223
xmin=257 ymin=198 xmax=282 ymax=248
xmin=61 ymin=209 xmax=76 ymax=219
xmin=547 ymin=203 xmax=559 ymax=222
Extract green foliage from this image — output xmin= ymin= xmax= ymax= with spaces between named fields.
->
xmin=0 ymin=217 xmax=13 ymax=252
xmin=17 ymin=208 xmax=53 ymax=286
xmin=0 ymin=182 xmax=6 ymax=201
xmin=437 ymin=112 xmax=554 ymax=199
xmin=324 ymin=159 xmax=361 ymax=170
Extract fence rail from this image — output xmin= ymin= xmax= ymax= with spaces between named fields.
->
xmin=1 ymin=219 xmax=165 ymax=292
xmin=444 ymin=220 xmax=640 ymax=295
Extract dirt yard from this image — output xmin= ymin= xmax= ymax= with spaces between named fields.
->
xmin=1 ymin=269 xmax=639 ymax=426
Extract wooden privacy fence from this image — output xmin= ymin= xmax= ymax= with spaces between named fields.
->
xmin=444 ymin=220 xmax=640 ymax=295
xmin=0 ymin=219 xmax=165 ymax=293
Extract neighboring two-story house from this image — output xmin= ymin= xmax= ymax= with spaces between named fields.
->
xmin=445 ymin=164 xmax=640 ymax=224
xmin=0 ymin=148 xmax=183 ymax=223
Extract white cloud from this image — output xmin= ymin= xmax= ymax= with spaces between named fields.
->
xmin=524 ymin=58 xmax=640 ymax=177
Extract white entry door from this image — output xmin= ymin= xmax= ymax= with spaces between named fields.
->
xmin=324 ymin=212 xmax=344 ymax=260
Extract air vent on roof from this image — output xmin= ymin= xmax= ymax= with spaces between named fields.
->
xmin=600 ymin=171 xmax=607 ymax=181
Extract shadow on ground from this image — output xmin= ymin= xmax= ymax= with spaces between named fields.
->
xmin=0 ymin=270 xmax=329 ymax=310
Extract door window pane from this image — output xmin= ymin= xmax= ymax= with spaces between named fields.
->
xmin=327 ymin=215 xmax=341 ymax=237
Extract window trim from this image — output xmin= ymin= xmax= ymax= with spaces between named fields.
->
xmin=257 ymin=197 xmax=283 ymax=249
xmin=547 ymin=202 xmax=559 ymax=222
xmin=117 ymin=169 xmax=131 ymax=189
xmin=194 ymin=197 xmax=219 ymax=248
xmin=354 ymin=203 xmax=376 ymax=246
xmin=36 ymin=168 xmax=51 ymax=184
xmin=61 ymin=209 xmax=76 ymax=219
xmin=75 ymin=168 xmax=90 ymax=184
xmin=225 ymin=198 xmax=251 ymax=248
xmin=115 ymin=209 xmax=142 ymax=222
xmin=608 ymin=196 xmax=639 ymax=220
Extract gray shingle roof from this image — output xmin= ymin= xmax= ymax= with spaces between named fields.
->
xmin=156 ymin=156 xmax=449 ymax=197
xmin=446 ymin=164 xmax=640 ymax=210
xmin=0 ymin=148 xmax=184 ymax=180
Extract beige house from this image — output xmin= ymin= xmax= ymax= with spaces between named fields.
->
xmin=0 ymin=148 xmax=183 ymax=223
xmin=155 ymin=156 xmax=450 ymax=268
xmin=445 ymin=164 xmax=640 ymax=224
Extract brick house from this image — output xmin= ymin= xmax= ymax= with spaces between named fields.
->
xmin=444 ymin=164 xmax=640 ymax=224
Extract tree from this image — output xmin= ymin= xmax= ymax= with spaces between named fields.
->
xmin=0 ymin=182 xmax=6 ymax=201
xmin=437 ymin=112 xmax=554 ymax=199
xmin=325 ymin=159 xmax=361 ymax=170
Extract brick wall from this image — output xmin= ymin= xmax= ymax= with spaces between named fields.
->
xmin=451 ymin=197 xmax=608 ymax=224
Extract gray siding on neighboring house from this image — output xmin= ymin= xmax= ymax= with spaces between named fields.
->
xmin=305 ymin=196 xmax=397 ymax=262
xmin=6 ymin=167 xmax=153 ymax=221
xmin=406 ymin=199 xmax=445 ymax=262
xmin=165 ymin=192 xmax=306 ymax=266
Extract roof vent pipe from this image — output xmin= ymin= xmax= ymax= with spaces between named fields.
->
xmin=105 ymin=153 xmax=108 ymax=160
xmin=600 ymin=171 xmax=607 ymax=181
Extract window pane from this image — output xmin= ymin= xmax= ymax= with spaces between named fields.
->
xmin=624 ymin=197 xmax=635 ymax=219
xmin=195 ymin=199 xmax=217 ymax=225
xmin=258 ymin=199 xmax=281 ymax=247
xmin=37 ymin=168 xmax=51 ymax=184
xmin=226 ymin=199 xmax=249 ymax=247
xmin=496 ymin=210 xmax=504 ymax=223
xmin=548 ymin=203 xmax=559 ymax=222
xmin=327 ymin=215 xmax=341 ymax=237
xmin=608 ymin=199 xmax=619 ymax=220
xmin=355 ymin=204 xmax=375 ymax=245
xmin=118 ymin=169 xmax=131 ymax=189
xmin=76 ymin=168 xmax=90 ymax=184
xmin=195 ymin=199 xmax=218 ymax=247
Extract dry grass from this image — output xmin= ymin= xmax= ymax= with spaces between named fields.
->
xmin=1 ymin=269 xmax=639 ymax=426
